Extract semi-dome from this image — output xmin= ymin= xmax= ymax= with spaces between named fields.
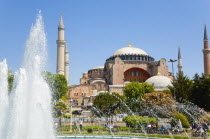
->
xmin=145 ymin=73 xmax=172 ymax=91
xmin=113 ymin=44 xmax=148 ymax=56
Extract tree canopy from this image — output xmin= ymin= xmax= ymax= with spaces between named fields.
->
xmin=123 ymin=82 xmax=154 ymax=114
xmin=191 ymin=73 xmax=210 ymax=111
xmin=168 ymin=72 xmax=193 ymax=103
xmin=43 ymin=71 xmax=68 ymax=101
xmin=8 ymin=70 xmax=14 ymax=93
xmin=92 ymin=92 xmax=125 ymax=119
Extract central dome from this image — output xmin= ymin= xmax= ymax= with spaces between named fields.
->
xmin=113 ymin=45 xmax=148 ymax=56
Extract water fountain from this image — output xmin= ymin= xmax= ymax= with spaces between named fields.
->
xmin=0 ymin=11 xmax=55 ymax=139
xmin=0 ymin=59 xmax=9 ymax=138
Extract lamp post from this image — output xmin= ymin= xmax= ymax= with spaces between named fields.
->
xmin=70 ymin=98 xmax=73 ymax=132
xmin=168 ymin=59 xmax=177 ymax=101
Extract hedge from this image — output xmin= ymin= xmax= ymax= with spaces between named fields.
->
xmin=123 ymin=115 xmax=156 ymax=128
xmin=171 ymin=113 xmax=190 ymax=128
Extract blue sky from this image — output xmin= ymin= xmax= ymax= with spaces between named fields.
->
xmin=0 ymin=0 xmax=210 ymax=85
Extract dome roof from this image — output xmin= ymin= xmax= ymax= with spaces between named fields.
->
xmin=113 ymin=45 xmax=148 ymax=56
xmin=145 ymin=74 xmax=172 ymax=91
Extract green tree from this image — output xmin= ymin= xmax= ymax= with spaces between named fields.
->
xmin=53 ymin=99 xmax=70 ymax=127
xmin=141 ymin=82 xmax=155 ymax=93
xmin=43 ymin=71 xmax=68 ymax=101
xmin=123 ymin=82 xmax=154 ymax=114
xmin=8 ymin=70 xmax=14 ymax=93
xmin=191 ymin=73 xmax=210 ymax=111
xmin=168 ymin=72 xmax=193 ymax=102
xmin=92 ymin=92 xmax=125 ymax=123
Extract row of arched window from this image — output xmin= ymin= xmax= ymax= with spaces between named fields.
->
xmin=106 ymin=55 xmax=154 ymax=62
xmin=125 ymin=71 xmax=141 ymax=77
xmin=74 ymin=93 xmax=86 ymax=96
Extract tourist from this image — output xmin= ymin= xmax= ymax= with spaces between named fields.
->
xmin=54 ymin=122 xmax=58 ymax=129
xmin=80 ymin=119 xmax=83 ymax=130
xmin=192 ymin=121 xmax=198 ymax=130
xmin=74 ymin=120 xmax=78 ymax=131
xmin=104 ymin=123 xmax=108 ymax=128
xmin=201 ymin=121 xmax=208 ymax=132
xmin=147 ymin=123 xmax=151 ymax=133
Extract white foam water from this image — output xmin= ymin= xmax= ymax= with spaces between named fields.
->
xmin=1 ymin=11 xmax=55 ymax=139
xmin=0 ymin=59 xmax=9 ymax=138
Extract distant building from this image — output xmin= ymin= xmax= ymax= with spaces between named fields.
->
xmin=56 ymin=16 xmax=182 ymax=109
xmin=65 ymin=43 xmax=171 ymax=107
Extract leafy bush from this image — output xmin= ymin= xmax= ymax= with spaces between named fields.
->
xmin=87 ymin=128 xmax=93 ymax=133
xmin=162 ymin=89 xmax=172 ymax=94
xmin=171 ymin=113 xmax=190 ymax=128
xmin=123 ymin=115 xmax=156 ymax=128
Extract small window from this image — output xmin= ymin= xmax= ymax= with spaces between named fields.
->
xmin=98 ymin=84 xmax=102 ymax=90
xmin=134 ymin=70 xmax=136 ymax=76
xmin=132 ymin=72 xmax=134 ymax=76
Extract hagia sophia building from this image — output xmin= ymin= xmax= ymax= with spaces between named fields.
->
xmin=56 ymin=15 xmax=210 ymax=110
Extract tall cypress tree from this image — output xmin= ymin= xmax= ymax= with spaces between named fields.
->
xmin=168 ymin=72 xmax=193 ymax=103
xmin=191 ymin=73 xmax=210 ymax=111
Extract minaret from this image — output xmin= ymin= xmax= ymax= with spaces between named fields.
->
xmin=203 ymin=24 xmax=210 ymax=77
xmin=177 ymin=47 xmax=182 ymax=72
xmin=65 ymin=42 xmax=69 ymax=83
xmin=56 ymin=14 xmax=65 ymax=75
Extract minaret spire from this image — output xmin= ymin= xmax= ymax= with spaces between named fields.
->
xmin=56 ymin=14 xmax=66 ymax=75
xmin=177 ymin=47 xmax=182 ymax=72
xmin=59 ymin=13 xmax=64 ymax=29
xmin=204 ymin=24 xmax=208 ymax=41
xmin=203 ymin=24 xmax=210 ymax=77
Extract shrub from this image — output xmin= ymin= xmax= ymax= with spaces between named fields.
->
xmin=171 ymin=113 xmax=190 ymax=128
xmin=162 ymin=89 xmax=172 ymax=94
xmin=123 ymin=115 xmax=156 ymax=128
xmin=87 ymin=128 xmax=93 ymax=133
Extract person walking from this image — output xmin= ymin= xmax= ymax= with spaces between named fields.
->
xmin=80 ymin=119 xmax=83 ymax=130
xmin=74 ymin=120 xmax=78 ymax=131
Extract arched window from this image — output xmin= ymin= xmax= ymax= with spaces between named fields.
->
xmin=134 ymin=70 xmax=136 ymax=76
xmin=98 ymin=84 xmax=102 ymax=90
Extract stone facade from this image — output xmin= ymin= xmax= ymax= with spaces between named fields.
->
xmin=104 ymin=57 xmax=169 ymax=85
xmin=68 ymin=85 xmax=93 ymax=106
xmin=68 ymin=45 xmax=171 ymax=108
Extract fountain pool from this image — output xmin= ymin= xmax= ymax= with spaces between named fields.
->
xmin=57 ymin=136 xmax=163 ymax=139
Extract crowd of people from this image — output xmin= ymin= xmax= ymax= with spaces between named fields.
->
xmin=191 ymin=121 xmax=209 ymax=135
